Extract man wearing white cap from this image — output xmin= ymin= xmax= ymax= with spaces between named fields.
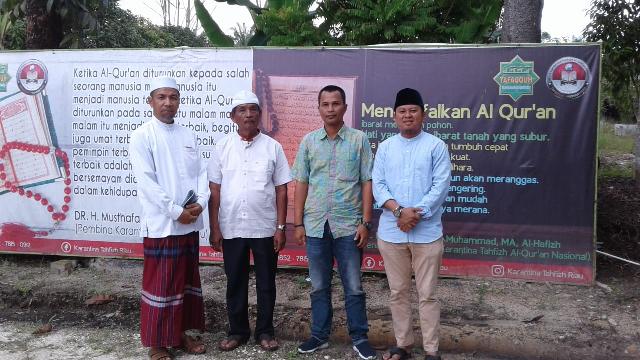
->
xmin=207 ymin=90 xmax=291 ymax=352
xmin=129 ymin=76 xmax=210 ymax=359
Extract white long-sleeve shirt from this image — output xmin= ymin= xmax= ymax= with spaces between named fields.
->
xmin=129 ymin=117 xmax=210 ymax=238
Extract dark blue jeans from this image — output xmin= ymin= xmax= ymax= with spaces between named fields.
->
xmin=306 ymin=222 xmax=369 ymax=344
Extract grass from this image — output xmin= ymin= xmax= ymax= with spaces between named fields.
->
xmin=597 ymin=122 xmax=635 ymax=179
xmin=598 ymin=122 xmax=635 ymax=154
xmin=599 ymin=164 xmax=634 ymax=178
xmin=293 ymin=274 xmax=310 ymax=289
xmin=476 ymin=283 xmax=489 ymax=307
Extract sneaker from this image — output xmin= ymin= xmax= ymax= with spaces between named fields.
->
xmin=353 ymin=341 xmax=377 ymax=360
xmin=297 ymin=337 xmax=329 ymax=353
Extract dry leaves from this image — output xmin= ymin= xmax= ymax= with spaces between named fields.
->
xmin=85 ymin=294 xmax=115 ymax=306
xmin=32 ymin=323 xmax=52 ymax=335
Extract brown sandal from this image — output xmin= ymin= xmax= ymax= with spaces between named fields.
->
xmin=218 ymin=334 xmax=248 ymax=351
xmin=148 ymin=347 xmax=172 ymax=360
xmin=178 ymin=334 xmax=206 ymax=354
xmin=258 ymin=333 xmax=279 ymax=351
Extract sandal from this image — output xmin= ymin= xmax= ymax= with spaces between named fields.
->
xmin=257 ymin=333 xmax=280 ymax=351
xmin=177 ymin=334 xmax=206 ymax=354
xmin=148 ymin=347 xmax=172 ymax=360
xmin=383 ymin=346 xmax=411 ymax=360
xmin=218 ymin=334 xmax=248 ymax=351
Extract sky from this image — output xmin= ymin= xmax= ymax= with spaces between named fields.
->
xmin=119 ymin=0 xmax=592 ymax=41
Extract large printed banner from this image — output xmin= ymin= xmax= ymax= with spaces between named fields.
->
xmin=0 ymin=45 xmax=599 ymax=285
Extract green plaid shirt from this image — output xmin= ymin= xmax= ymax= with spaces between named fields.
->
xmin=292 ymin=126 xmax=373 ymax=238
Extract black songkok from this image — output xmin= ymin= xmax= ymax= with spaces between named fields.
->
xmin=394 ymin=88 xmax=424 ymax=110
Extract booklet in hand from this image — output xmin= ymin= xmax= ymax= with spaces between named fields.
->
xmin=181 ymin=190 xmax=198 ymax=207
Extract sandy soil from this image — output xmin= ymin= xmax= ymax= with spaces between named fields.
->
xmin=0 ymin=253 xmax=638 ymax=360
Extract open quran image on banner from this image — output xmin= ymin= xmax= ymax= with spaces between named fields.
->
xmin=0 ymin=59 xmax=70 ymax=242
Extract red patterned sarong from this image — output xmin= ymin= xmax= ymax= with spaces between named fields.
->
xmin=140 ymin=232 xmax=205 ymax=347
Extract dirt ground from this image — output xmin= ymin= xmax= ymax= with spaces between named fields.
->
xmin=0 ymin=179 xmax=639 ymax=360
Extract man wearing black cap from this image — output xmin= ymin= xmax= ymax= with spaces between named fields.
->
xmin=372 ymin=88 xmax=451 ymax=360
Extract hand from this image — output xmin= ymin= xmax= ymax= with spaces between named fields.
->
xmin=185 ymin=203 xmax=203 ymax=217
xmin=354 ymin=224 xmax=369 ymax=249
xmin=209 ymin=227 xmax=223 ymax=252
xmin=294 ymin=226 xmax=306 ymax=246
xmin=177 ymin=208 xmax=198 ymax=224
xmin=273 ymin=230 xmax=286 ymax=252
xmin=397 ymin=207 xmax=421 ymax=232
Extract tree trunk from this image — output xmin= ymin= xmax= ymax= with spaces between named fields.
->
xmin=25 ymin=0 xmax=63 ymax=49
xmin=502 ymin=0 xmax=543 ymax=43
xmin=634 ymin=100 xmax=640 ymax=189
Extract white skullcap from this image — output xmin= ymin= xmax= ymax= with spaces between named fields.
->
xmin=149 ymin=76 xmax=179 ymax=94
xmin=231 ymin=90 xmax=260 ymax=109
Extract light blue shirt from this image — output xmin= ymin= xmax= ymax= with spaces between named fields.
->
xmin=372 ymin=131 xmax=451 ymax=243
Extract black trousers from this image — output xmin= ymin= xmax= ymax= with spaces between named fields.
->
xmin=222 ymin=237 xmax=278 ymax=340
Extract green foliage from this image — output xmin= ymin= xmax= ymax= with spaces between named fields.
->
xmin=0 ymin=0 xmax=104 ymax=48
xmin=584 ymin=0 xmax=640 ymax=123
xmin=255 ymin=0 xmax=330 ymax=46
xmin=197 ymin=0 xmax=502 ymax=47
xmin=194 ymin=0 xmax=233 ymax=46
xmin=320 ymin=0 xmax=502 ymax=45
xmin=2 ymin=2 xmax=208 ymax=49
xmin=2 ymin=16 xmax=23 ymax=49
xmin=214 ymin=0 xmax=264 ymax=14
xmin=320 ymin=0 xmax=438 ymax=44
xmin=158 ymin=25 xmax=209 ymax=47
xmin=86 ymin=6 xmax=208 ymax=48
xmin=441 ymin=0 xmax=503 ymax=43
xmin=231 ymin=22 xmax=255 ymax=46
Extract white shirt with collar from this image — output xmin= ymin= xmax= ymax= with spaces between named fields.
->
xmin=129 ymin=116 xmax=210 ymax=238
xmin=208 ymin=132 xmax=292 ymax=239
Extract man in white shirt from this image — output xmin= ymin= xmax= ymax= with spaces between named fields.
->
xmin=208 ymin=90 xmax=291 ymax=352
xmin=129 ymin=77 xmax=210 ymax=360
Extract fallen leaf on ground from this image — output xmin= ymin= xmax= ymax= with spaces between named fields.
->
xmin=32 ymin=323 xmax=52 ymax=335
xmin=85 ymin=294 xmax=115 ymax=306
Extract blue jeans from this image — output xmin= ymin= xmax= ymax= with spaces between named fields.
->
xmin=306 ymin=222 xmax=369 ymax=344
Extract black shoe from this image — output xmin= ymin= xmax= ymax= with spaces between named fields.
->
xmin=352 ymin=340 xmax=377 ymax=360
xmin=297 ymin=337 xmax=329 ymax=353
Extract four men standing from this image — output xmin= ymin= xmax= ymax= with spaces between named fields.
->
xmin=131 ymin=78 xmax=450 ymax=360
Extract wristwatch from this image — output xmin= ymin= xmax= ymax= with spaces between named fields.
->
xmin=362 ymin=221 xmax=372 ymax=231
xmin=392 ymin=205 xmax=404 ymax=218
xmin=359 ymin=218 xmax=372 ymax=231
xmin=277 ymin=224 xmax=286 ymax=232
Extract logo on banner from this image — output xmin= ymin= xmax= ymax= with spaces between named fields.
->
xmin=0 ymin=64 xmax=11 ymax=92
xmin=61 ymin=242 xmax=72 ymax=253
xmin=546 ymin=57 xmax=590 ymax=99
xmin=16 ymin=59 xmax=48 ymax=94
xmin=362 ymin=256 xmax=376 ymax=269
xmin=491 ymin=264 xmax=505 ymax=277
xmin=493 ymin=55 xmax=540 ymax=101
